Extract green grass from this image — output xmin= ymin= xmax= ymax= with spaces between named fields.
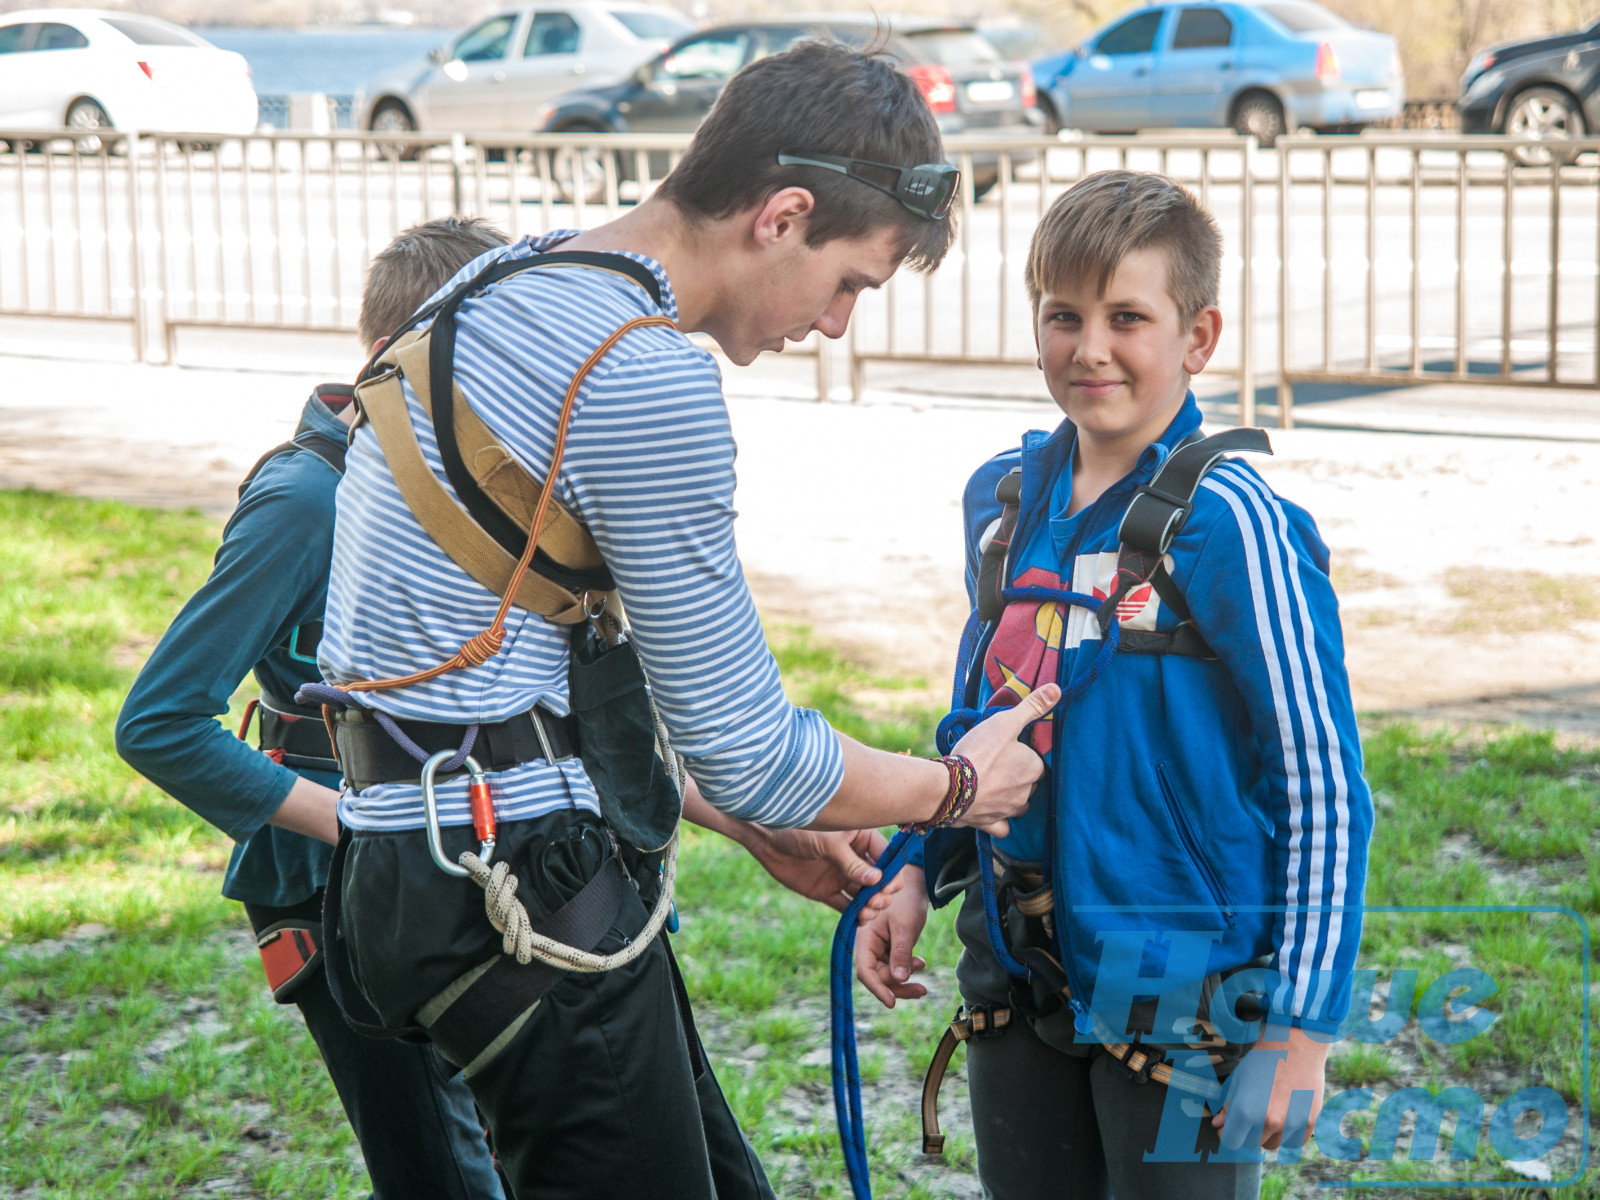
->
xmin=2 ymin=487 xmax=1599 ymax=1198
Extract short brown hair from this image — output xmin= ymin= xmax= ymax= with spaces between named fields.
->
xmin=1025 ymin=171 xmax=1221 ymax=322
xmin=655 ymin=37 xmax=954 ymax=272
xmin=358 ymin=216 xmax=510 ymax=350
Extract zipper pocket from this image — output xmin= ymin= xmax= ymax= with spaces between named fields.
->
xmin=1155 ymin=762 xmax=1236 ymax=926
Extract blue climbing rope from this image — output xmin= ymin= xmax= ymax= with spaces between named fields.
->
xmin=829 ymin=584 xmax=1123 ymax=1199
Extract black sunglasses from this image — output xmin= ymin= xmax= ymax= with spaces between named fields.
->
xmin=776 ymin=151 xmax=960 ymax=221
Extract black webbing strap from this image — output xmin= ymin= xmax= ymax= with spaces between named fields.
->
xmin=419 ymin=250 xmax=662 ymax=595
xmin=237 ymin=428 xmax=349 ymax=501
xmin=333 ymin=705 xmax=577 ymax=790
xmin=1117 ymin=428 xmax=1272 ymax=557
xmin=424 ymin=853 xmax=630 ymax=1071
xmin=976 ymin=467 xmax=1023 ymax=625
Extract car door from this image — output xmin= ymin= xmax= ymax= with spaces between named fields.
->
xmin=0 ymin=23 xmax=47 ymax=125
xmin=1072 ymin=8 xmax=1165 ymax=130
xmin=501 ymin=10 xmax=586 ymax=124
xmin=418 ymin=12 xmax=523 ymax=131
xmin=1151 ymin=6 xmax=1236 ymax=126
xmin=624 ymin=29 xmax=750 ymax=132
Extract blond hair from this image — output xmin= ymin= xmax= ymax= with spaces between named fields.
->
xmin=1025 ymin=171 xmax=1220 ymax=322
xmin=358 ymin=216 xmax=511 ymax=351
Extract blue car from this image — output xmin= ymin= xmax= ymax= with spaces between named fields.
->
xmin=1032 ymin=0 xmax=1404 ymax=145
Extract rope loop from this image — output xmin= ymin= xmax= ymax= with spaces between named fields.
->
xmin=458 ymin=629 xmax=504 ymax=667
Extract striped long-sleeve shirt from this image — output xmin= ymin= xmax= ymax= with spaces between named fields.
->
xmin=320 ymin=233 xmax=844 ymax=833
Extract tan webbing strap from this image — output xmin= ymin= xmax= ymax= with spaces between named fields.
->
xmin=388 ymin=332 xmax=608 ymax=575
xmin=920 ymin=1005 xmax=1012 ymax=1156
xmin=344 ymin=312 xmax=678 ymax=694
xmin=355 ymin=353 xmax=591 ymax=624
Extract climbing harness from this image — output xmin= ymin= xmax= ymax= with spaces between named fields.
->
xmin=255 ymin=919 xmax=323 ymax=1003
xmin=305 ymin=250 xmax=691 ymax=1056
xmin=829 ymin=425 xmax=1272 ymax=1199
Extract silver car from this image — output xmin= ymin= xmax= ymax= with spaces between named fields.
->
xmin=357 ymin=3 xmax=693 ymax=135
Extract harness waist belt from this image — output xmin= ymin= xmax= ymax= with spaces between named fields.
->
xmin=334 ymin=706 xmax=576 ymax=790
xmin=258 ymin=687 xmax=340 ymax=772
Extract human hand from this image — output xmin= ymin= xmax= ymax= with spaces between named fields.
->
xmin=854 ymin=866 xmax=930 ymax=1008
xmin=1211 ymin=1023 xmax=1329 ymax=1152
xmin=748 ymin=826 xmax=902 ymax=921
xmin=948 ymin=683 xmax=1060 ymax=838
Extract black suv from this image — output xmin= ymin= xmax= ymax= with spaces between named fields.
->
xmin=534 ymin=16 xmax=1045 ymax=198
xmin=1458 ymin=17 xmax=1600 ymax=162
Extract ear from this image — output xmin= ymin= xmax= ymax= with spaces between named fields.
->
xmin=370 ymin=334 xmax=390 ymax=355
xmin=751 ymin=186 xmax=817 ymax=249
xmin=1183 ymin=305 xmax=1223 ymax=375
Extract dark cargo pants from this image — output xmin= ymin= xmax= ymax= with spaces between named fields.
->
xmin=953 ymin=883 xmax=1262 ymax=1200
xmin=243 ymin=892 xmax=507 ymax=1200
xmin=340 ymin=809 xmax=774 ymax=1200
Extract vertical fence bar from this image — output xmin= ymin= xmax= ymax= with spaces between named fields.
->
xmin=1595 ymin=154 xmax=1600 ymax=386
xmin=1409 ymin=147 xmax=1421 ymax=375
xmin=72 ymin=147 xmax=87 ymax=311
xmin=299 ymin=138 xmax=314 ymax=325
xmin=1277 ymin=138 xmax=1293 ymax=428
xmin=42 ymin=144 xmax=58 ymax=312
xmin=100 ymin=148 xmax=117 ymax=315
xmin=126 ymin=135 xmax=146 ymax=361
xmin=182 ymin=143 xmax=197 ymax=327
xmin=1499 ymin=152 xmax=1514 ymax=378
xmin=473 ymin=140 xmax=490 ymax=219
xmin=1365 ymin=143 xmax=1376 ymax=375
xmin=959 ymin=149 xmax=973 ymax=360
xmin=1547 ymin=161 xmax=1561 ymax=383
xmin=538 ymin=147 xmax=554 ymax=233
xmin=212 ymin=144 xmax=227 ymax=322
xmin=15 ymin=140 xmax=30 ymax=309
xmin=242 ymin=138 xmax=258 ymax=325
xmin=1454 ymin=149 xmax=1467 ymax=378
xmin=997 ymin=151 xmax=1010 ymax=360
xmin=1321 ymin=147 xmax=1333 ymax=371
xmin=330 ymin=140 xmax=345 ymax=328
xmin=155 ymin=140 xmax=172 ymax=361
xmin=359 ymin=140 xmax=373 ymax=262
xmin=1238 ymin=137 xmax=1255 ymax=427
xmin=270 ymin=137 xmax=286 ymax=324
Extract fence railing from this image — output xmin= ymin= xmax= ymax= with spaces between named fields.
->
xmin=256 ymin=94 xmax=359 ymax=133
xmin=1 ymin=127 xmax=1594 ymax=426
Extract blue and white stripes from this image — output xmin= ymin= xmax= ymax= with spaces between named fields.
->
xmin=1200 ymin=462 xmax=1367 ymax=1030
xmin=321 ymin=233 xmax=844 ymax=833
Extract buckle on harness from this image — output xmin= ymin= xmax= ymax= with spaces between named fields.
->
xmin=954 ymin=1002 xmax=1012 ymax=1042
xmin=421 ymin=752 xmax=496 ymax=878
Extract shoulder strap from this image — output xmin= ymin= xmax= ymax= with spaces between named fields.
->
xmin=237 ymin=429 xmax=348 ymax=501
xmin=975 ymin=466 xmax=1023 ymax=625
xmin=1117 ymin=427 xmax=1272 ymax=557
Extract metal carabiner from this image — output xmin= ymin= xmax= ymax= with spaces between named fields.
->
xmin=421 ymin=751 xmax=496 ymax=878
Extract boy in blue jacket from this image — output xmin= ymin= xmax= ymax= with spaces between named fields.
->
xmin=856 ymin=171 xmax=1374 ymax=1198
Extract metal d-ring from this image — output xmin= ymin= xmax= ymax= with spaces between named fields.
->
xmin=421 ymin=750 xmax=485 ymax=878
xmin=580 ymin=589 xmax=608 ymax=621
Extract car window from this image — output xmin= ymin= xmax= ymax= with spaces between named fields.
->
xmin=454 ymin=14 xmax=517 ymax=62
xmin=749 ymin=27 xmax=803 ymax=63
xmin=103 ymin=18 xmax=204 ymax=46
xmin=524 ymin=12 xmax=580 ymax=56
xmin=1096 ymin=10 xmax=1164 ymax=55
xmin=34 ymin=23 xmax=89 ymax=51
xmin=655 ymin=32 xmax=748 ymax=82
xmin=0 ymin=23 xmax=34 ymax=54
xmin=612 ymin=10 xmax=693 ymax=41
xmin=1171 ymin=8 xmax=1233 ymax=50
xmin=902 ymin=29 xmax=1003 ymax=65
xmin=1258 ymin=2 xmax=1350 ymax=33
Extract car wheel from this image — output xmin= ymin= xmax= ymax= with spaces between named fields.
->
xmin=1504 ymin=86 xmax=1585 ymax=166
xmin=65 ymin=98 xmax=115 ymax=156
xmin=1231 ymin=92 xmax=1284 ymax=147
xmin=370 ymin=99 xmax=419 ymax=161
xmin=551 ymin=127 xmax=610 ymax=205
xmin=1035 ymin=93 xmax=1061 ymax=136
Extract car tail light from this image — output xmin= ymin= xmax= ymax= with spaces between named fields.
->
xmin=1314 ymin=42 xmax=1340 ymax=82
xmin=1019 ymin=65 xmax=1037 ymax=108
xmin=137 ymin=60 xmax=154 ymax=81
xmin=1477 ymin=51 xmax=1496 ymax=72
xmin=908 ymin=63 xmax=957 ymax=114
xmin=1391 ymin=47 xmax=1404 ymax=81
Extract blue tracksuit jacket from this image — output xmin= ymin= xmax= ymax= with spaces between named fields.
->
xmin=925 ymin=395 xmax=1372 ymax=1034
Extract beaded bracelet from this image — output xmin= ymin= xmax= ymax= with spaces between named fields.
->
xmin=902 ymin=754 xmax=979 ymax=836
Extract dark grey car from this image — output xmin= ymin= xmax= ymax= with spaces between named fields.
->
xmin=1458 ymin=17 xmax=1600 ymax=163
xmin=534 ymin=17 xmax=1046 ymax=199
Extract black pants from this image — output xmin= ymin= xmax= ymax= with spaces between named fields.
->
xmin=340 ymin=810 xmax=774 ymax=1200
xmin=953 ymin=884 xmax=1262 ymax=1200
xmin=243 ymin=893 xmax=506 ymax=1200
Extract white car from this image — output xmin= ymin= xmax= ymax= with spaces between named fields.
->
xmin=357 ymin=3 xmax=694 ymax=135
xmin=0 ymin=9 xmax=257 ymax=141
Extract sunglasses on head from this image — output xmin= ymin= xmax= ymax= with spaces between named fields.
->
xmin=776 ymin=151 xmax=960 ymax=221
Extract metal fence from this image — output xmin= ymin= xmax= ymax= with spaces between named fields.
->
xmin=256 ymin=94 xmax=359 ymax=132
xmin=1 ymin=127 xmax=1595 ymax=425
xmin=1275 ymin=133 xmax=1600 ymax=426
